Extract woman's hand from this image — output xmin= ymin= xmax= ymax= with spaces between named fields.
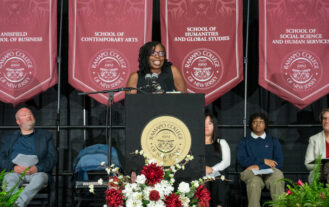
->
xmin=206 ymin=166 xmax=213 ymax=175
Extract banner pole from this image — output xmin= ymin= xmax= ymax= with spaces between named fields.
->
xmin=56 ymin=0 xmax=64 ymax=206
xmin=243 ymin=0 xmax=251 ymax=137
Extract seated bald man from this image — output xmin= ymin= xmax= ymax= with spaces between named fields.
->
xmin=0 ymin=107 xmax=57 ymax=207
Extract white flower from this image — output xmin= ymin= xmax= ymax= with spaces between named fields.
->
xmin=89 ymin=184 xmax=94 ymax=193
xmin=154 ymin=180 xmax=174 ymax=198
xmin=136 ymin=174 xmax=146 ymax=184
xmin=148 ymin=159 xmax=158 ymax=164
xmin=191 ymin=180 xmax=199 ymax=188
xmin=97 ymin=178 xmax=103 ymax=185
xmin=170 ymin=165 xmax=177 ymax=173
xmin=178 ymin=182 xmax=190 ymax=194
xmin=126 ymin=198 xmax=143 ymax=207
xmin=179 ymin=195 xmax=190 ymax=207
xmin=100 ymin=161 xmax=105 ymax=166
xmin=185 ymin=155 xmax=194 ymax=161
xmin=220 ymin=175 xmax=226 ymax=181
xmin=105 ymin=167 xmax=111 ymax=174
xmin=122 ymin=183 xmax=140 ymax=196
xmin=147 ymin=200 xmax=166 ymax=207
xmin=112 ymin=167 xmax=119 ymax=173
xmin=132 ymin=192 xmax=143 ymax=200
xmin=170 ymin=178 xmax=175 ymax=184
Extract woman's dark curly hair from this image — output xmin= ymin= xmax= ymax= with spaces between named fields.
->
xmin=248 ymin=112 xmax=269 ymax=131
xmin=138 ymin=41 xmax=171 ymax=75
xmin=205 ymin=112 xmax=221 ymax=155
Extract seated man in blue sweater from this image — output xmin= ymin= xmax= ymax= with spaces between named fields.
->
xmin=237 ymin=113 xmax=284 ymax=207
xmin=0 ymin=107 xmax=57 ymax=207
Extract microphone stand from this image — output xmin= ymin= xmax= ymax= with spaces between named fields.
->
xmin=78 ymin=87 xmax=136 ymax=167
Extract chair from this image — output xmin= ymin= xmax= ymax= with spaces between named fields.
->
xmin=26 ymin=174 xmax=55 ymax=207
xmin=25 ymin=183 xmax=51 ymax=207
xmin=72 ymin=144 xmax=121 ymax=207
xmin=235 ymin=162 xmax=272 ymax=207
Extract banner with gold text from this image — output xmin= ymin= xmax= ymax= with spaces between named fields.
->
xmin=0 ymin=0 xmax=57 ymax=106
xmin=259 ymin=0 xmax=329 ymax=109
xmin=69 ymin=0 xmax=152 ymax=105
xmin=160 ymin=0 xmax=243 ymax=105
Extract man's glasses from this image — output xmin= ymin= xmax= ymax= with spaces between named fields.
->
xmin=151 ymin=51 xmax=165 ymax=57
xmin=252 ymin=120 xmax=265 ymax=124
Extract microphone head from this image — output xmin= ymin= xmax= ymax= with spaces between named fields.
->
xmin=155 ymin=84 xmax=162 ymax=91
xmin=151 ymin=73 xmax=158 ymax=80
xmin=145 ymin=73 xmax=152 ymax=80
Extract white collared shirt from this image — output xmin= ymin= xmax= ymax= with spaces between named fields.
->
xmin=251 ymin=132 xmax=266 ymax=139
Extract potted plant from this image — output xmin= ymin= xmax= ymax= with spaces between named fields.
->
xmin=0 ymin=170 xmax=25 ymax=207
xmin=265 ymin=158 xmax=329 ymax=207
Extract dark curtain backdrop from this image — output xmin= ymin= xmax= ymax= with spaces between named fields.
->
xmin=0 ymin=0 xmax=327 ymax=206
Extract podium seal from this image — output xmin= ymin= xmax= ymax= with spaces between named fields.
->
xmin=141 ymin=116 xmax=191 ymax=166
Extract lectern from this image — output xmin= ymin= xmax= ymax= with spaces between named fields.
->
xmin=125 ymin=93 xmax=205 ymax=181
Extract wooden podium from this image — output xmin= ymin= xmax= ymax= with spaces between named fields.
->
xmin=124 ymin=93 xmax=205 ymax=181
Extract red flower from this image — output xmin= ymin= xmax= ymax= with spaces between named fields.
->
xmin=194 ymin=185 xmax=211 ymax=207
xmin=297 ymin=179 xmax=303 ymax=186
xmin=286 ymin=189 xmax=292 ymax=195
xmin=105 ymin=188 xmax=124 ymax=207
xmin=140 ymin=163 xmax=164 ymax=186
xmin=108 ymin=176 xmax=120 ymax=189
xmin=164 ymin=193 xmax=182 ymax=207
xmin=149 ymin=190 xmax=160 ymax=201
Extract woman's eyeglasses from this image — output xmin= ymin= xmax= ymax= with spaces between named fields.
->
xmin=151 ymin=51 xmax=165 ymax=57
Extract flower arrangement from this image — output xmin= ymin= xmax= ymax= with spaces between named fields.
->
xmin=265 ymin=158 xmax=329 ymax=207
xmin=89 ymin=150 xmax=227 ymax=207
xmin=0 ymin=170 xmax=25 ymax=207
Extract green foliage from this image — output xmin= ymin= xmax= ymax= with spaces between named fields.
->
xmin=264 ymin=157 xmax=329 ymax=207
xmin=0 ymin=170 xmax=26 ymax=207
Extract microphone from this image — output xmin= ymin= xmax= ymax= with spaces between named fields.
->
xmin=151 ymin=73 xmax=162 ymax=92
xmin=145 ymin=73 xmax=152 ymax=88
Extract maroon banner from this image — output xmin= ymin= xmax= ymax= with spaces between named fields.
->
xmin=259 ymin=0 xmax=329 ymax=109
xmin=160 ymin=0 xmax=243 ymax=105
xmin=69 ymin=0 xmax=152 ymax=105
xmin=0 ymin=0 xmax=57 ymax=106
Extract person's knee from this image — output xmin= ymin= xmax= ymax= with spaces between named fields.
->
xmin=270 ymin=169 xmax=284 ymax=183
xmin=3 ymin=173 xmax=22 ymax=192
xmin=247 ymin=180 xmax=263 ymax=190
xmin=3 ymin=173 xmax=21 ymax=185
xmin=30 ymin=172 xmax=48 ymax=186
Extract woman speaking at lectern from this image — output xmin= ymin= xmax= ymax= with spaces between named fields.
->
xmin=126 ymin=41 xmax=187 ymax=94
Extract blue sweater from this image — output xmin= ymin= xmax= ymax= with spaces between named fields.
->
xmin=237 ymin=134 xmax=283 ymax=170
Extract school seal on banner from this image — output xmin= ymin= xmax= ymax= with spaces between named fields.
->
xmin=281 ymin=50 xmax=321 ymax=91
xmin=141 ymin=116 xmax=191 ymax=166
xmin=0 ymin=49 xmax=34 ymax=89
xmin=89 ymin=49 xmax=129 ymax=89
xmin=182 ymin=48 xmax=223 ymax=89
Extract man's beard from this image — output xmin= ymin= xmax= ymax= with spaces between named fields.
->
xmin=21 ymin=120 xmax=35 ymax=131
